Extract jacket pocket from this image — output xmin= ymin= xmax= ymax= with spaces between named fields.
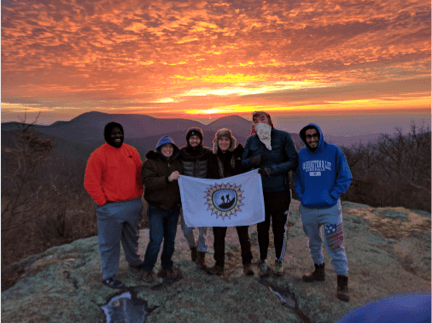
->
xmin=302 ymin=189 xmax=337 ymax=208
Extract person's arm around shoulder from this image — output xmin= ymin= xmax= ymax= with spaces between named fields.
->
xmin=329 ymin=147 xmax=353 ymax=201
xmin=269 ymin=132 xmax=299 ymax=175
xmin=84 ymin=152 xmax=107 ymax=206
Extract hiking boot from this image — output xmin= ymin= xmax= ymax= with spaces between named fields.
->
xmin=190 ymin=246 xmax=198 ymax=262
xmin=157 ymin=267 xmax=168 ymax=278
xmin=259 ymin=260 xmax=269 ymax=277
xmin=243 ymin=263 xmax=254 ymax=276
xmin=274 ymin=260 xmax=284 ymax=277
xmin=140 ymin=269 xmax=155 ymax=283
xmin=302 ymin=263 xmax=325 ymax=282
xmin=205 ymin=264 xmax=224 ymax=276
xmin=102 ymin=276 xmax=124 ymax=289
xmin=196 ymin=251 xmax=208 ymax=270
xmin=166 ymin=267 xmax=181 ymax=280
xmin=337 ymin=275 xmax=350 ymax=302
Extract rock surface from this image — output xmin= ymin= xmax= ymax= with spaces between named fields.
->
xmin=2 ymin=200 xmax=431 ymax=322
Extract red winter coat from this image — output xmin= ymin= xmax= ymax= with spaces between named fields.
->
xmin=84 ymin=143 xmax=143 ymax=206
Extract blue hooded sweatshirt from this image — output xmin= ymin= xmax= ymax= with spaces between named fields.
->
xmin=293 ymin=123 xmax=352 ymax=208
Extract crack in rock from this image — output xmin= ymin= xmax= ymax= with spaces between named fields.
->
xmin=259 ymin=277 xmax=311 ymax=323
xmin=62 ymin=270 xmax=79 ymax=289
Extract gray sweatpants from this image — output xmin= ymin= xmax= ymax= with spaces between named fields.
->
xmin=96 ymin=197 xmax=143 ymax=280
xmin=300 ymin=200 xmax=348 ymax=276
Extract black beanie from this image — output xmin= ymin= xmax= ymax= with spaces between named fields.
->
xmin=186 ymin=127 xmax=203 ymax=143
xmin=104 ymin=122 xmax=124 ymax=146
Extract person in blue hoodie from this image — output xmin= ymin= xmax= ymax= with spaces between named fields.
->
xmin=242 ymin=111 xmax=298 ymax=277
xmin=293 ymin=123 xmax=352 ymax=302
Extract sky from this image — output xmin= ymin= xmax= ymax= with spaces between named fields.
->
xmin=1 ymin=0 xmax=431 ymax=125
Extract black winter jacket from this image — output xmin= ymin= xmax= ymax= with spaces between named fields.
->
xmin=180 ymin=145 xmax=212 ymax=178
xmin=141 ymin=149 xmax=183 ymax=211
xmin=208 ymin=144 xmax=244 ymax=179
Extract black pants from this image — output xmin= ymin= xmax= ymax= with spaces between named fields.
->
xmin=213 ymin=226 xmax=253 ymax=268
xmin=257 ymin=189 xmax=291 ymax=261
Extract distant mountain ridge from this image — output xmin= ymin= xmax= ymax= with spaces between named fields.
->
xmin=1 ymin=112 xmax=380 ymax=163
xmin=1 ymin=112 xmax=251 ymax=145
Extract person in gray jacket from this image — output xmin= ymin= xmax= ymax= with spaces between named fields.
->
xmin=179 ymin=127 xmax=213 ymax=270
xmin=242 ymin=111 xmax=298 ymax=277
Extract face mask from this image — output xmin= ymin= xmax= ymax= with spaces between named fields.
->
xmin=255 ymin=123 xmax=272 ymax=150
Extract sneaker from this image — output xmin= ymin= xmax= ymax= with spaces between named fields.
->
xmin=274 ymin=260 xmax=284 ymax=276
xmin=102 ymin=277 xmax=124 ymax=289
xmin=141 ymin=269 xmax=156 ymax=283
xmin=205 ymin=264 xmax=224 ymax=276
xmin=259 ymin=260 xmax=269 ymax=277
xmin=243 ymin=263 xmax=255 ymax=276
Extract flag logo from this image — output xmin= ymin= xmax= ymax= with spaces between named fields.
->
xmin=204 ymin=183 xmax=245 ymax=219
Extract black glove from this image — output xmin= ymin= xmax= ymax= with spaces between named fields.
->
xmin=258 ymin=167 xmax=273 ymax=176
xmin=251 ymin=155 xmax=268 ymax=166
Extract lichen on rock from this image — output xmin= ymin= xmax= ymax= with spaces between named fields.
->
xmin=1 ymin=200 xmax=430 ymax=323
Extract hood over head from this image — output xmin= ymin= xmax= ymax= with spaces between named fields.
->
xmin=299 ymin=123 xmax=324 ymax=153
xmin=212 ymin=128 xmax=237 ymax=154
xmin=155 ymin=136 xmax=179 ymax=160
xmin=104 ymin=122 xmax=124 ymax=147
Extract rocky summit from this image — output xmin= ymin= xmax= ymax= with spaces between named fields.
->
xmin=2 ymin=200 xmax=431 ymax=322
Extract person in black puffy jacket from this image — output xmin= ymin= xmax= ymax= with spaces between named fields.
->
xmin=179 ymin=127 xmax=212 ymax=270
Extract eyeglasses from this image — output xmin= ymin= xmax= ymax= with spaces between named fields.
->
xmin=305 ymin=134 xmax=319 ymax=140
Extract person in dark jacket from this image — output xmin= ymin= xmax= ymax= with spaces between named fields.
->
xmin=205 ymin=128 xmax=254 ymax=276
xmin=84 ymin=122 xmax=145 ymax=289
xmin=179 ymin=127 xmax=212 ymax=270
xmin=293 ymin=123 xmax=352 ymax=301
xmin=140 ymin=136 xmax=183 ymax=283
xmin=242 ymin=111 xmax=299 ymax=277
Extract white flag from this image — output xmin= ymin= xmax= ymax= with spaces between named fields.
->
xmin=178 ymin=169 xmax=265 ymax=227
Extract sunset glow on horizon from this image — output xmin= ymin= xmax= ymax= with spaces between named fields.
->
xmin=1 ymin=0 xmax=430 ymax=124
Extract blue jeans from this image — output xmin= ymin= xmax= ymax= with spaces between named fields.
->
xmin=142 ymin=204 xmax=180 ymax=272
xmin=180 ymin=210 xmax=208 ymax=252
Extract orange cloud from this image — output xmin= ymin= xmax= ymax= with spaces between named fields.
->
xmin=1 ymin=0 xmax=430 ymax=123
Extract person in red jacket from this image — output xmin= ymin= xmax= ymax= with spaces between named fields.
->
xmin=84 ymin=122 xmax=144 ymax=289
